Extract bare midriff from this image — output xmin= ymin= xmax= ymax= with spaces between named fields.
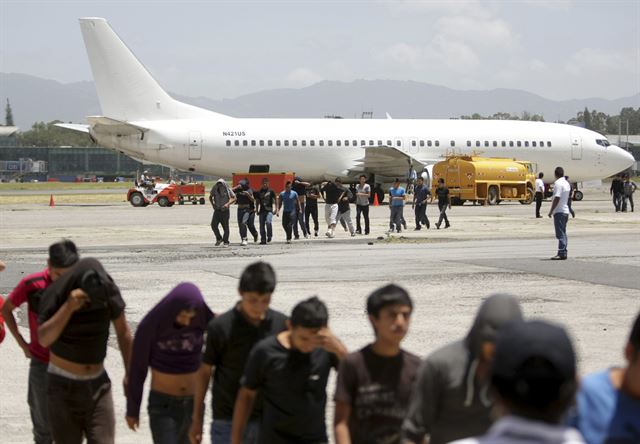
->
xmin=150 ymin=368 xmax=197 ymax=396
xmin=50 ymin=352 xmax=104 ymax=375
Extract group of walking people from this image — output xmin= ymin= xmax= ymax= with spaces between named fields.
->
xmin=2 ymin=243 xmax=638 ymax=444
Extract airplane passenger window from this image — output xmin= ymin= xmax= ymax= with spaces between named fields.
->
xmin=450 ymin=140 xmax=455 ymax=147
xmin=251 ymin=140 xmax=256 ymax=146
xmin=532 ymin=141 xmax=536 ymax=147
xmin=234 ymin=140 xmax=240 ymax=147
xmin=427 ymin=141 xmax=432 ymax=147
xmin=412 ymin=140 xmax=416 ymax=147
xmin=386 ymin=140 xmax=392 ymax=146
xmin=467 ymin=141 xmax=472 ymax=147
xmin=293 ymin=140 xmax=297 ymax=146
xmin=397 ymin=140 xmax=402 ymax=147
xmin=310 ymin=140 xmax=315 ymax=146
xmin=420 ymin=141 xmax=424 ymax=147
xmin=328 ymin=140 xmax=333 ymax=147
xmin=276 ymin=140 xmax=281 ymax=147
xmin=509 ymin=141 xmax=514 ymax=147
xmin=501 ymin=141 xmax=506 ymax=147
xmin=435 ymin=141 xmax=440 ymax=147
xmin=361 ymin=140 xmax=366 ymax=146
xmin=268 ymin=140 xmax=273 ymax=146
xmin=476 ymin=141 xmax=481 ymax=147
xmin=344 ymin=140 xmax=349 ymax=146
xmin=547 ymin=141 xmax=552 ymax=147
xmin=378 ymin=140 xmax=383 ymax=146
xmin=284 ymin=140 xmax=289 ymax=147
xmin=243 ymin=140 xmax=248 ymax=146
xmin=369 ymin=140 xmax=374 ymax=146
xmin=524 ymin=141 xmax=529 ymax=147
xmin=352 ymin=140 xmax=357 ymax=146
xmin=493 ymin=141 xmax=497 ymax=147
xmin=540 ymin=141 xmax=544 ymax=146
xmin=302 ymin=140 xmax=306 ymax=146
xmin=226 ymin=140 xmax=231 ymax=147
xmin=260 ymin=140 xmax=264 ymax=146
xmin=336 ymin=140 xmax=341 ymax=146
xmin=319 ymin=140 xmax=324 ymax=146
xmin=517 ymin=141 xmax=521 ymax=147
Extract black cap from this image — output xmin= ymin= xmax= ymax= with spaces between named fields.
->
xmin=492 ymin=320 xmax=576 ymax=407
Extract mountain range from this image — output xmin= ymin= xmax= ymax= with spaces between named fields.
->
xmin=1 ymin=72 xmax=638 ymax=130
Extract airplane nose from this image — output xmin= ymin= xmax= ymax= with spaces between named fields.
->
xmin=608 ymin=145 xmax=636 ymax=174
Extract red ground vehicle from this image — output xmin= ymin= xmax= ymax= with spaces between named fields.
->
xmin=127 ymin=182 xmax=205 ymax=207
xmin=231 ymin=172 xmax=295 ymax=193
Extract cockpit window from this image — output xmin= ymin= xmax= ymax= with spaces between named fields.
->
xmin=596 ymin=139 xmax=611 ymax=147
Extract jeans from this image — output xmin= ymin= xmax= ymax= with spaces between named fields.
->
xmin=390 ymin=206 xmax=404 ymax=231
xmin=282 ymin=210 xmax=296 ymax=241
xmin=148 ymin=391 xmax=193 ymax=444
xmin=622 ymin=194 xmax=634 ymax=212
xmin=29 ymin=359 xmax=52 ymax=444
xmin=553 ymin=213 xmax=569 ymax=257
xmin=356 ymin=204 xmax=369 ymax=234
xmin=414 ymin=203 xmax=429 ymax=228
xmin=305 ymin=204 xmax=319 ymax=234
xmin=211 ymin=419 xmax=259 ymax=444
xmin=535 ymin=192 xmax=543 ymax=217
xmin=47 ymin=371 xmax=115 ymax=444
xmin=292 ymin=202 xmax=308 ymax=238
xmin=211 ymin=209 xmax=230 ymax=243
xmin=259 ymin=211 xmax=273 ymax=242
xmin=437 ymin=201 xmax=450 ymax=227
xmin=238 ymin=208 xmax=258 ymax=241
xmin=613 ymin=192 xmax=623 ymax=211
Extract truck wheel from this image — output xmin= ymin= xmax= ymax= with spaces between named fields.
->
xmin=157 ymin=196 xmax=169 ymax=207
xmin=199 ymin=197 xmax=205 ymax=205
xmin=130 ymin=192 xmax=145 ymax=207
xmin=520 ymin=185 xmax=535 ymax=205
xmin=487 ymin=186 xmax=499 ymax=206
xmin=574 ymin=190 xmax=584 ymax=201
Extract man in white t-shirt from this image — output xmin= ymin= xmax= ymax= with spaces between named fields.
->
xmin=535 ymin=172 xmax=545 ymax=218
xmin=547 ymin=167 xmax=571 ymax=260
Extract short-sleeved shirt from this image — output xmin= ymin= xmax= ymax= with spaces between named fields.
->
xmin=335 ymin=346 xmax=421 ymax=444
xmin=279 ymin=190 xmax=299 ymax=213
xmin=38 ymin=270 xmax=125 ymax=364
xmin=569 ymin=368 xmax=640 ymax=444
xmin=322 ymin=182 xmax=343 ymax=205
xmin=257 ymin=188 xmax=277 ymax=213
xmin=305 ymin=186 xmax=321 ymax=207
xmin=7 ymin=268 xmax=53 ymax=363
xmin=414 ymin=184 xmax=431 ymax=204
xmin=292 ymin=181 xmax=307 ymax=199
xmin=202 ymin=307 xmax=287 ymax=420
xmin=241 ymin=335 xmax=339 ymax=444
xmin=235 ymin=187 xmax=255 ymax=207
xmin=435 ymin=186 xmax=450 ymax=203
xmin=389 ymin=187 xmax=406 ymax=207
xmin=535 ymin=178 xmax=545 ymax=193
xmin=552 ymin=177 xmax=571 ymax=215
xmin=356 ymin=184 xmax=371 ymax=206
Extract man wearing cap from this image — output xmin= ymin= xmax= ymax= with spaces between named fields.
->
xmin=569 ymin=311 xmax=640 ymax=444
xmin=402 ymin=294 xmax=523 ymax=444
xmin=450 ymin=319 xmax=584 ymax=444
xmin=548 ymin=166 xmax=571 ymax=260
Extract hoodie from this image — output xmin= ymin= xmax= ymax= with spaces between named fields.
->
xmin=210 ymin=178 xmax=235 ymax=210
xmin=401 ymin=294 xmax=523 ymax=444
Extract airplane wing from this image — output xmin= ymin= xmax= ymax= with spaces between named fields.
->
xmin=86 ymin=116 xmax=149 ymax=137
xmin=54 ymin=123 xmax=90 ymax=133
xmin=350 ymin=146 xmax=426 ymax=178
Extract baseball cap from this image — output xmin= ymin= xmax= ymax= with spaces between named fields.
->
xmin=492 ymin=320 xmax=576 ymax=408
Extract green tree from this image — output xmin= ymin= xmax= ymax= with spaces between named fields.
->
xmin=5 ymin=99 xmax=14 ymax=126
xmin=582 ymin=107 xmax=592 ymax=130
xmin=17 ymin=120 xmax=98 ymax=147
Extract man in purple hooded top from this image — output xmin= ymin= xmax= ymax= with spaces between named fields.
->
xmin=126 ymin=282 xmax=214 ymax=444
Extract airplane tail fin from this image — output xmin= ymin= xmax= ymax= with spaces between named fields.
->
xmin=79 ymin=17 xmax=228 ymax=122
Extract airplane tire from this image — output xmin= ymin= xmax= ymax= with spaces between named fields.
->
xmin=574 ymin=190 xmax=584 ymax=201
xmin=487 ymin=186 xmax=499 ymax=206
xmin=157 ymin=196 xmax=169 ymax=207
xmin=130 ymin=192 xmax=145 ymax=207
xmin=199 ymin=197 xmax=205 ymax=205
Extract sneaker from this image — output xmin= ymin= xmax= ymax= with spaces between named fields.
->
xmin=402 ymin=221 xmax=407 ymax=229
xmin=444 ymin=224 xmax=450 ymax=229
xmin=328 ymin=232 xmax=335 ymax=238
xmin=304 ymin=234 xmax=309 ymax=239
xmin=426 ymin=222 xmax=430 ymax=229
xmin=215 ymin=240 xmax=223 ymax=246
xmin=356 ymin=230 xmax=362 ymax=235
xmin=397 ymin=229 xmax=401 ymax=233
xmin=286 ymin=239 xmax=292 ymax=244
xmin=550 ymin=255 xmax=567 ymax=260
xmin=259 ymin=240 xmax=267 ymax=245
xmin=436 ymin=223 xmax=441 ymax=229
xmin=536 ymin=215 xmax=543 ymax=218
xmin=253 ymin=234 xmax=259 ymax=242
xmin=294 ymin=236 xmax=300 ymax=240
xmin=414 ymin=227 xmax=421 ymax=231
xmin=241 ymin=239 xmax=248 ymax=246
xmin=351 ymin=232 xmax=356 ymax=237
xmin=314 ymin=231 xmax=318 ymax=237
xmin=223 ymin=243 xmax=230 ymax=248
xmin=325 ymin=230 xmax=332 ymax=237
xmin=267 ymin=237 xmax=272 ymax=243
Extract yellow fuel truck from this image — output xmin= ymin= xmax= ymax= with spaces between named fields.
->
xmin=432 ymin=156 xmax=535 ymax=205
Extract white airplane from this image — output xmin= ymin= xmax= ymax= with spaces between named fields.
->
xmin=59 ymin=17 xmax=635 ymax=187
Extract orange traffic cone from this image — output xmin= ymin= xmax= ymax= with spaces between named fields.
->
xmin=373 ymin=193 xmax=379 ymax=206
xmin=49 ymin=194 xmax=55 ymax=207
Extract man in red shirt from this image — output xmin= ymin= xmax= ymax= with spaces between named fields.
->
xmin=2 ymin=240 xmax=79 ymax=444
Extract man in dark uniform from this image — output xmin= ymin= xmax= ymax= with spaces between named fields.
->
xmin=432 ymin=178 xmax=451 ymax=229
xmin=256 ymin=178 xmax=278 ymax=245
xmin=412 ymin=176 xmax=431 ymax=230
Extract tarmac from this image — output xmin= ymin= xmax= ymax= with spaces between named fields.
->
xmin=0 ymin=186 xmax=639 ymax=443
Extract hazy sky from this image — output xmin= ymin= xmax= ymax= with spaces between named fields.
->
xmin=1 ymin=0 xmax=639 ymax=101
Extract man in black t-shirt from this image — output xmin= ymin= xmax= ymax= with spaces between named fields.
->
xmin=256 ymin=178 xmax=278 ymax=244
xmin=190 ymin=262 xmax=287 ymax=444
xmin=432 ymin=178 xmax=451 ymax=229
xmin=305 ymin=183 xmax=321 ymax=237
xmin=233 ymin=179 xmax=259 ymax=246
xmin=334 ymin=284 xmax=420 ymax=444
xmin=321 ymin=178 xmax=346 ymax=238
xmin=292 ymin=176 xmax=310 ymax=239
xmin=38 ymin=258 xmax=133 ymax=444
xmin=232 ymin=297 xmax=347 ymax=444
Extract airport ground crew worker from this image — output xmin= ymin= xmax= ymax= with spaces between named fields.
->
xmin=210 ymin=179 xmax=236 ymax=247
xmin=276 ymin=181 xmax=300 ymax=244
xmin=257 ymin=178 xmax=277 ymax=244
xmin=388 ymin=178 xmax=406 ymax=233
xmin=535 ymin=172 xmax=544 ymax=218
xmin=305 ymin=183 xmax=321 ymax=237
xmin=355 ymin=175 xmax=371 ymax=235
xmin=413 ymin=176 xmax=431 ymax=230
xmin=433 ymin=178 xmax=451 ymax=229
xmin=233 ymin=179 xmax=259 ymax=246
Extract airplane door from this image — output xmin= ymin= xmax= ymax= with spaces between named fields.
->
xmin=189 ymin=131 xmax=202 ymax=160
xmin=571 ymin=134 xmax=582 ymax=160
